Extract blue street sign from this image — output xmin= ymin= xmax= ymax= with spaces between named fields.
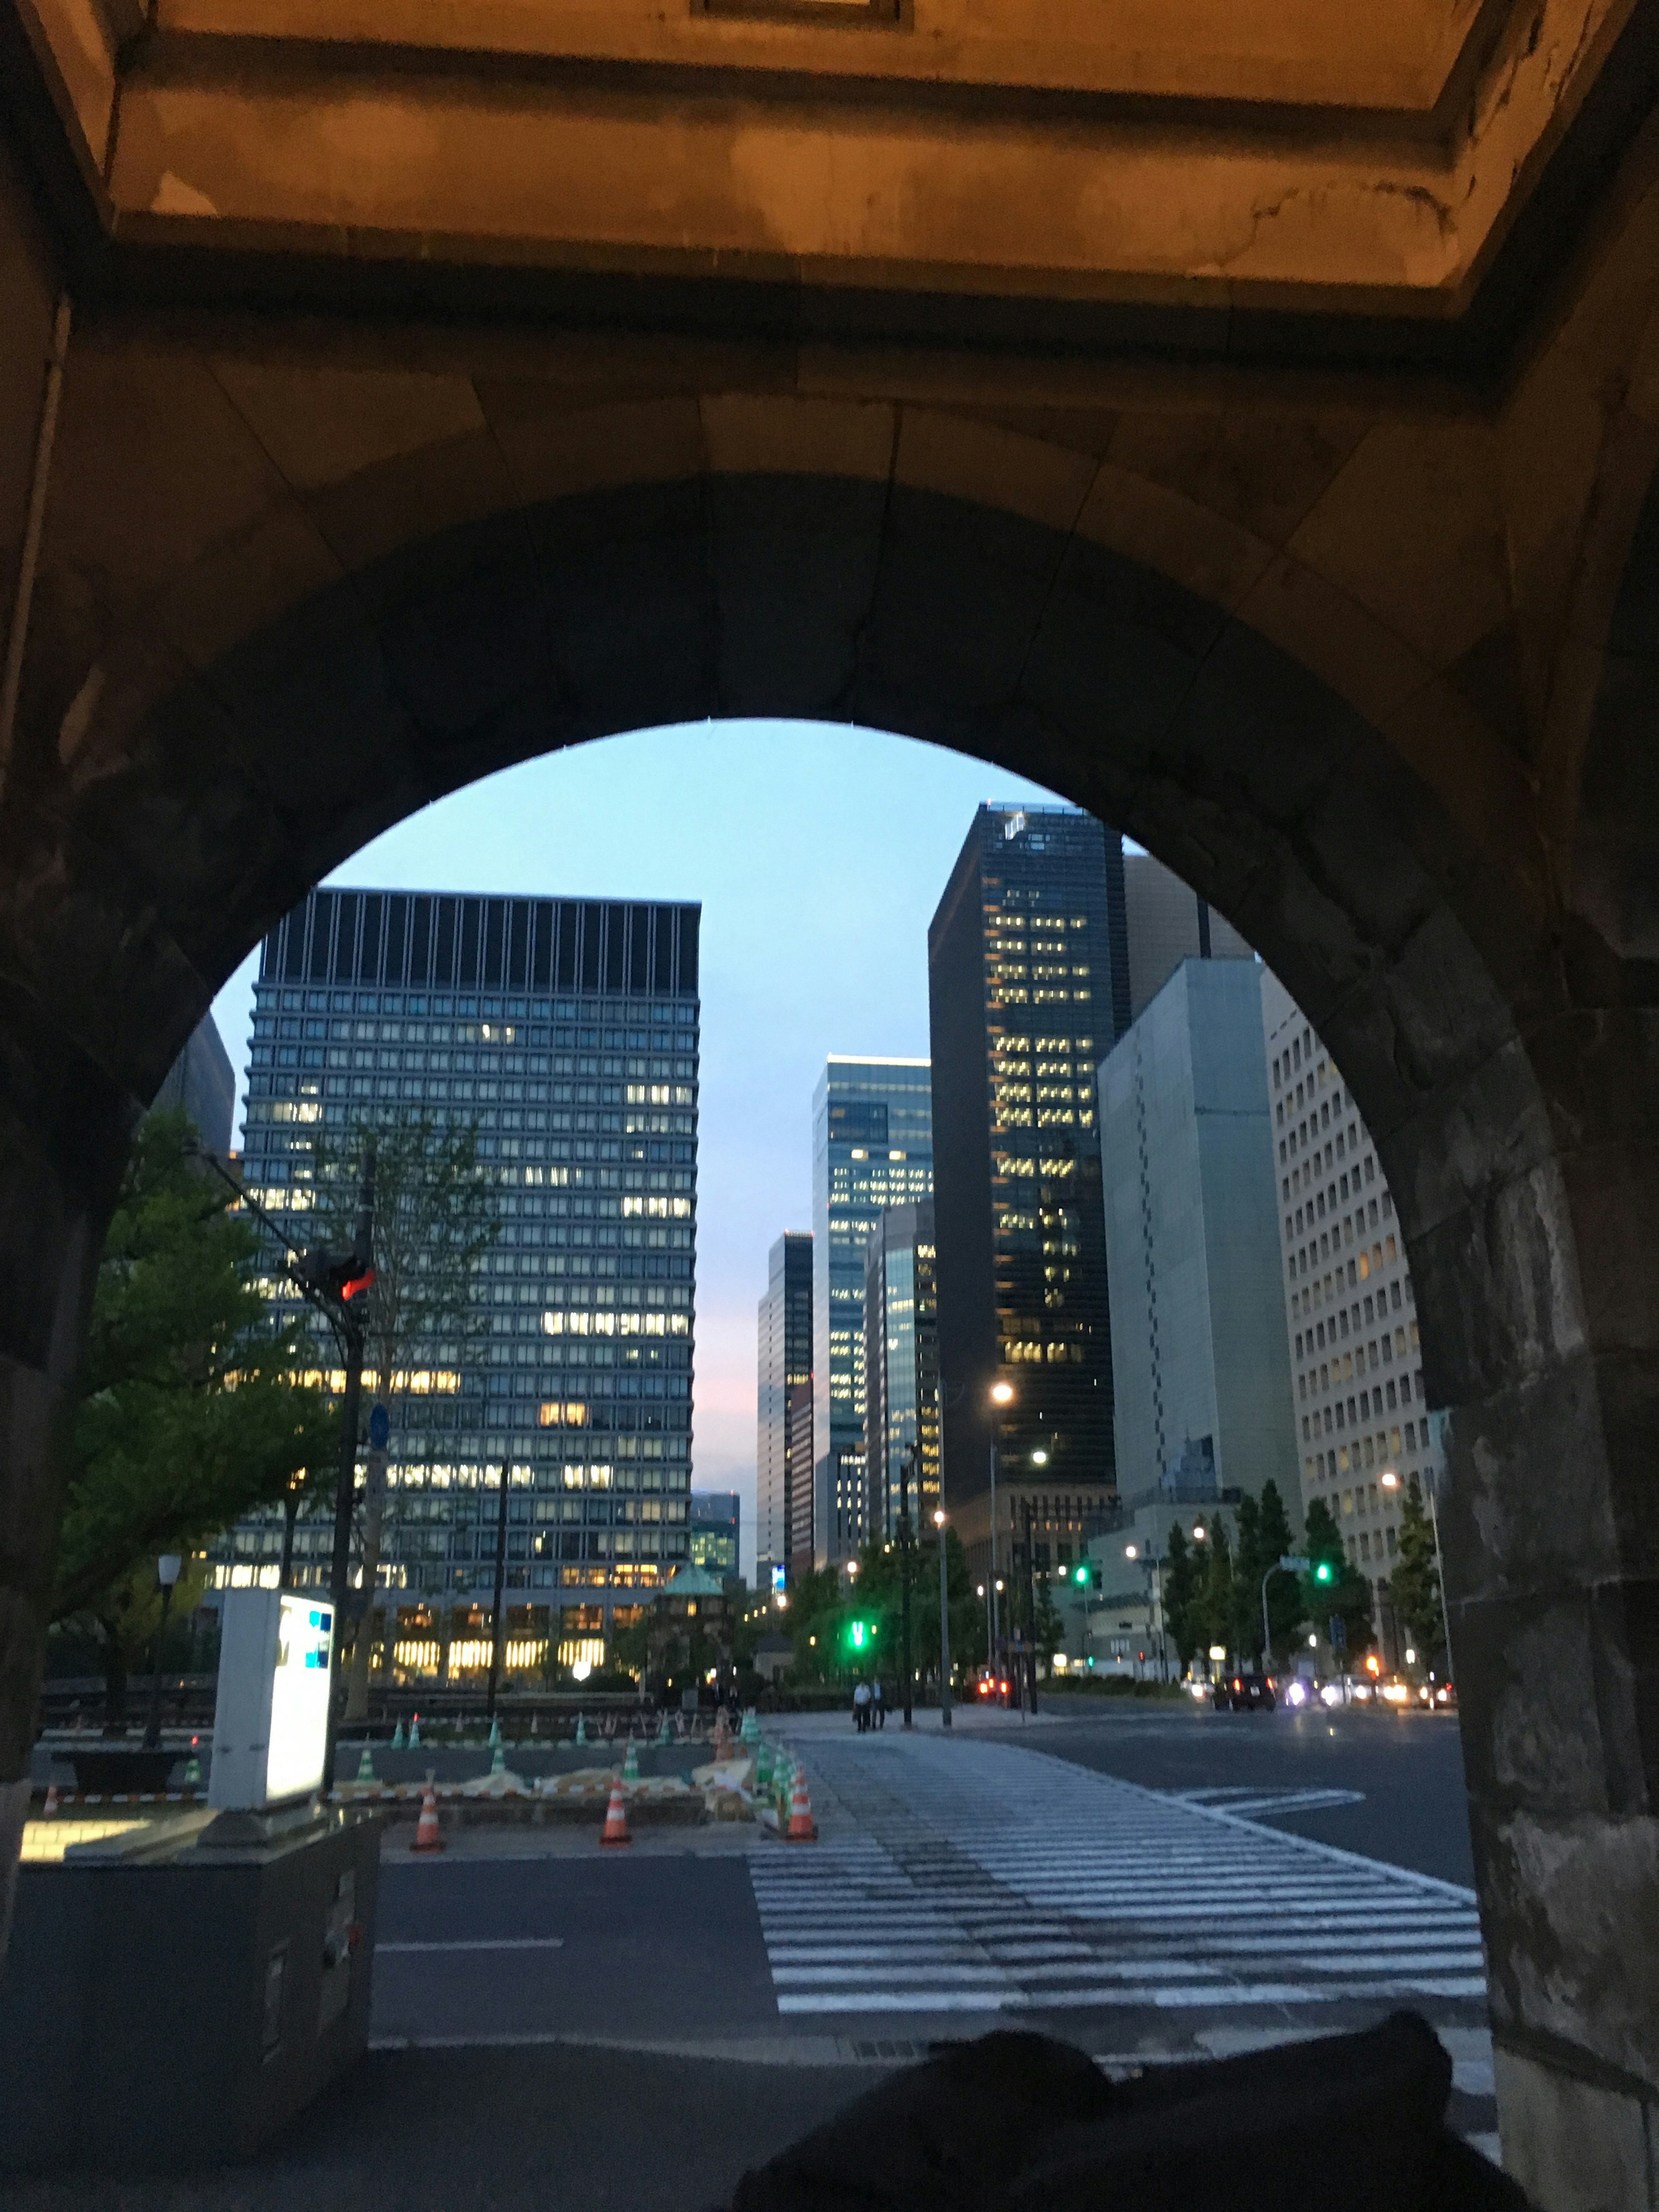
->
xmin=369 ymin=1402 xmax=389 ymax=1450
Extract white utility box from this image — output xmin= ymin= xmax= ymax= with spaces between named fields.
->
xmin=209 ymin=1588 xmax=334 ymax=1810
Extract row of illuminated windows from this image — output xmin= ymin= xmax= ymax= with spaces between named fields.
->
xmin=1302 ymin=1372 xmax=1423 ymax=1440
xmin=251 ymin=1043 xmax=696 ymax=1087
xmin=541 ymin=1309 xmax=690 ymax=1337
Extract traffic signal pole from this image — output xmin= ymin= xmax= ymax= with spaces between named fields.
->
xmin=323 ymin=1140 xmax=376 ymax=1794
xmin=486 ymin=1449 xmax=511 ymax=1722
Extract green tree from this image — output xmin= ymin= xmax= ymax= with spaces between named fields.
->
xmin=1163 ymin=1523 xmax=1201 ymax=1670
xmin=1192 ymin=1517 xmax=1237 ymax=1666
xmin=305 ymin=1110 xmax=502 ymax=1717
xmin=1388 ymin=1478 xmax=1443 ymax=1667
xmin=1243 ymin=1480 xmax=1305 ymax=1664
xmin=53 ymin=1111 xmax=337 ymax=1724
xmin=1302 ymin=1497 xmax=1376 ymax=1659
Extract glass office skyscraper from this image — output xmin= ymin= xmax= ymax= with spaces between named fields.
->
xmin=928 ymin=805 xmax=1129 ymax=1580
xmin=756 ymin=1230 xmax=813 ymax=1585
xmin=863 ymin=1201 xmax=940 ymax=1540
xmin=219 ymin=886 xmax=699 ymax=1663
xmin=811 ymin=1058 xmax=933 ymax=1567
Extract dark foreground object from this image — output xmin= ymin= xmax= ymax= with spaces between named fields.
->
xmin=0 ymin=1805 xmax=380 ymax=2171
xmin=729 ymin=2015 xmax=1529 ymax=2212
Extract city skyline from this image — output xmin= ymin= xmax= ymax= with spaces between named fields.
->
xmin=210 ymin=721 xmax=1065 ymax=1578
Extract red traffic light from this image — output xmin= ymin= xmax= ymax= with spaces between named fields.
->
xmin=339 ymin=1267 xmax=375 ymax=1303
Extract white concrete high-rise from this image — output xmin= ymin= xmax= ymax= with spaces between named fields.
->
xmin=1098 ymin=957 xmax=1298 ymax=1508
xmin=1261 ymin=967 xmax=1444 ymax=1615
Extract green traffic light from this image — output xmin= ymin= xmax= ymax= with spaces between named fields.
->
xmin=1074 ymin=1564 xmax=1088 ymax=1586
xmin=1314 ymin=1560 xmax=1333 ymax=1583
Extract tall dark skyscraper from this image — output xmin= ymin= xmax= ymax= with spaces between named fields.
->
xmin=219 ymin=887 xmax=699 ymax=1669
xmin=756 ymin=1230 xmax=813 ymax=1585
xmin=928 ymin=805 xmax=1129 ymax=1581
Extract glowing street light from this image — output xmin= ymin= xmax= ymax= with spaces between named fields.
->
xmin=1192 ymin=1524 xmax=1206 ymax=1542
xmin=1124 ymin=1544 xmax=1138 ymax=1560
xmin=990 ymin=1381 xmax=1014 ymax=1405
xmin=1031 ymin=1449 xmax=1049 ymax=1466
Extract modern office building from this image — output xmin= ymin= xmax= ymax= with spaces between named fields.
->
xmin=1123 ymin=853 xmax=1254 ymax=1023
xmin=861 ymin=1201 xmax=940 ymax=1539
xmin=811 ymin=1057 xmax=933 ymax=1567
xmin=1262 ymin=968 xmax=1443 ymax=1621
xmin=927 ymin=804 xmax=1129 ymax=1582
xmin=1098 ymin=958 xmax=1299 ymax=1510
xmin=756 ymin=1230 xmax=813 ymax=1585
xmin=151 ymin=1012 xmax=235 ymax=1155
xmin=689 ymin=1491 xmax=740 ymax=1579
xmin=786 ymin=1383 xmax=815 ymax=1572
xmin=215 ymin=887 xmax=700 ymax=1668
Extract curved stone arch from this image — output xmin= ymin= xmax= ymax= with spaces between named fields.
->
xmin=5 ymin=439 xmax=1645 ymax=2202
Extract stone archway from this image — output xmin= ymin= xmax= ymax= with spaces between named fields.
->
xmin=3 ymin=363 xmax=1654 ymax=2195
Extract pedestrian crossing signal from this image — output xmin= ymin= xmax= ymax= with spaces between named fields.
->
xmin=847 ymin=1618 xmax=873 ymax=1650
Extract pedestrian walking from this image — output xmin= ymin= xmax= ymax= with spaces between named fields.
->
xmin=852 ymin=1679 xmax=871 ymax=1732
xmin=872 ymin=1679 xmax=886 ymax=1729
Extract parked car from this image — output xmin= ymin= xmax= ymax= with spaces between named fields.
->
xmin=975 ymin=1669 xmax=1014 ymax=1707
xmin=1213 ymin=1672 xmax=1277 ymax=1712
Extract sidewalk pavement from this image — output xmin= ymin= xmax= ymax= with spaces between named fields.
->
xmin=0 ymin=2041 xmax=884 ymax=2210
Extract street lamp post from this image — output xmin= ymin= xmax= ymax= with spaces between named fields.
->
xmin=1381 ymin=1467 xmax=1454 ymax=1684
xmin=142 ymin=1553 xmax=183 ymax=1751
xmin=486 ymin=1448 xmax=512 ymax=1723
xmin=934 ymin=1507 xmax=951 ymax=1727
xmin=988 ymin=1380 xmax=1013 ymax=1685
xmin=898 ymin=1444 xmax=916 ymax=1728
xmin=1260 ymin=1554 xmax=1308 ymax=1670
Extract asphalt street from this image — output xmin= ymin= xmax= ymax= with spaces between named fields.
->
xmin=367 ymin=1709 xmax=1492 ymax=2096
xmin=7 ymin=1702 xmax=1497 ymax=2209
xmin=1034 ymin=1695 xmax=1476 ymax=1886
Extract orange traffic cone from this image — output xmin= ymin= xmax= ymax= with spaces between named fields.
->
xmin=787 ymin=1766 xmax=816 ymax=1843
xmin=600 ymin=1776 xmax=631 ymax=1847
xmin=410 ymin=1783 xmax=445 ymax=1854
xmin=42 ymin=1783 xmax=59 ymax=1818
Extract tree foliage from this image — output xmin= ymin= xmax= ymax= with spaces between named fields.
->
xmin=52 ymin=1112 xmax=338 ymax=1626
xmin=1302 ymin=1497 xmax=1376 ymax=1656
xmin=304 ymin=1108 xmax=502 ymax=1398
xmin=1163 ymin=1523 xmax=1202 ymax=1669
xmin=1388 ymin=1478 xmax=1444 ymax=1665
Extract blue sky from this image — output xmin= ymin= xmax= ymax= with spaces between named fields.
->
xmin=211 ymin=720 xmax=1065 ymax=1577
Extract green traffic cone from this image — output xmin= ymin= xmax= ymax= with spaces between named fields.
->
xmin=622 ymin=1736 xmax=639 ymax=1783
xmin=741 ymin=1709 xmax=760 ymax=1744
xmin=488 ymin=1716 xmax=501 ymax=1750
xmin=656 ymin=1711 xmax=671 ymax=1747
xmin=575 ymin=1713 xmax=587 ymax=1747
xmin=490 ymin=1742 xmax=506 ymax=1776
xmin=756 ymin=1740 xmax=772 ymax=1789
xmin=391 ymin=1720 xmax=406 ymax=1751
xmin=356 ymin=1745 xmax=376 ymax=1783
xmin=183 ymin=1751 xmax=202 ymax=1789
xmin=409 ymin=1716 xmax=421 ymax=1748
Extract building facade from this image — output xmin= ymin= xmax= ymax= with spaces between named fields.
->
xmin=689 ymin=1491 xmax=740 ymax=1579
xmin=151 ymin=1012 xmax=235 ymax=1155
xmin=1098 ymin=957 xmax=1299 ymax=1510
xmin=811 ymin=1057 xmax=933 ymax=1567
xmin=1122 ymin=853 xmax=1255 ymax=1023
xmin=1261 ymin=968 xmax=1444 ymax=1627
xmin=861 ymin=1201 xmax=940 ymax=1540
xmin=756 ymin=1230 xmax=812 ymax=1585
xmin=219 ymin=887 xmax=700 ymax=1662
xmin=928 ymin=805 xmax=1129 ymax=1580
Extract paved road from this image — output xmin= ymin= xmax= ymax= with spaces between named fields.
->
xmin=1034 ymin=1697 xmax=1476 ymax=1887
xmin=367 ymin=1711 xmax=1496 ymax=2160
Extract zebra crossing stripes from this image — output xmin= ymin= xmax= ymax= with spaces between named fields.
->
xmin=750 ymin=1735 xmax=1485 ymax=2020
xmin=1174 ymin=1785 xmax=1367 ymax=1822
